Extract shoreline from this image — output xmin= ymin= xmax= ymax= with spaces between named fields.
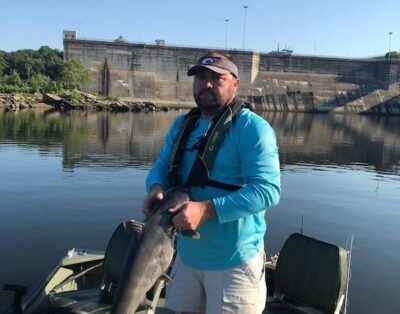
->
xmin=0 ymin=92 xmax=196 ymax=113
xmin=3 ymin=92 xmax=400 ymax=116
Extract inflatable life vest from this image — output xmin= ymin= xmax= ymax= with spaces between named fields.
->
xmin=168 ymin=98 xmax=251 ymax=191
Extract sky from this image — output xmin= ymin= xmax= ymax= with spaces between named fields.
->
xmin=1 ymin=0 xmax=399 ymax=58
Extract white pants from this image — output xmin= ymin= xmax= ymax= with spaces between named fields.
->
xmin=166 ymin=251 xmax=266 ymax=314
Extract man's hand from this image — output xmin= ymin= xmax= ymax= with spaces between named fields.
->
xmin=170 ymin=200 xmax=216 ymax=231
xmin=142 ymin=184 xmax=164 ymax=216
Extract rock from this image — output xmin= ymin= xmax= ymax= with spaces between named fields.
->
xmin=73 ymin=90 xmax=95 ymax=97
xmin=1 ymin=92 xmax=175 ymax=112
xmin=95 ymin=104 xmax=106 ymax=111
xmin=143 ymin=102 xmax=157 ymax=112
xmin=42 ymin=93 xmax=62 ymax=105
xmin=31 ymin=102 xmax=53 ymax=109
xmin=109 ymin=102 xmax=130 ymax=112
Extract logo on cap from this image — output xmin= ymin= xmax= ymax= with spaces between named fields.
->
xmin=201 ymin=57 xmax=216 ymax=65
xmin=187 ymin=55 xmax=239 ymax=77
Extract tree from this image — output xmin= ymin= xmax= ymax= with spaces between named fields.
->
xmin=0 ymin=48 xmax=91 ymax=93
xmin=38 ymin=46 xmax=64 ymax=80
xmin=61 ymin=59 xmax=91 ymax=90
xmin=0 ymin=70 xmax=29 ymax=93
xmin=5 ymin=70 xmax=23 ymax=86
xmin=0 ymin=51 xmax=6 ymax=75
xmin=385 ymin=51 xmax=400 ymax=59
xmin=6 ymin=49 xmax=44 ymax=80
xmin=29 ymin=73 xmax=52 ymax=92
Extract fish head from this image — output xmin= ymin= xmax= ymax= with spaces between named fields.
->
xmin=156 ymin=187 xmax=201 ymax=239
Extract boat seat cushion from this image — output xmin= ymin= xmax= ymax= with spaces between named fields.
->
xmin=49 ymin=288 xmax=111 ymax=313
xmin=266 ymin=233 xmax=349 ymax=314
xmin=103 ymin=220 xmax=144 ymax=284
xmin=46 ymin=221 xmax=149 ymax=313
xmin=263 ymin=299 xmax=293 ymax=313
xmin=49 ymin=288 xmax=148 ymax=313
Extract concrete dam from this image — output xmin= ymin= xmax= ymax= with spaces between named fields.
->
xmin=63 ymin=30 xmax=400 ymax=114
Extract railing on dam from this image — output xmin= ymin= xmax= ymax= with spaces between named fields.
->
xmin=66 ymin=35 xmax=396 ymax=63
xmin=65 ymin=36 xmax=256 ymax=53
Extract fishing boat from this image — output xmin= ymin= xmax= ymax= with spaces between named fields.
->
xmin=2 ymin=221 xmax=351 ymax=314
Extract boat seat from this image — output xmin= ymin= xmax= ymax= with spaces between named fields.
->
xmin=44 ymin=220 xmax=163 ymax=314
xmin=264 ymin=233 xmax=349 ymax=314
xmin=49 ymin=288 xmax=111 ymax=313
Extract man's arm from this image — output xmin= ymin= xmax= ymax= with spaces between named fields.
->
xmin=213 ymin=115 xmax=281 ymax=223
xmin=169 ymin=114 xmax=280 ymax=229
xmin=169 ymin=199 xmax=216 ymax=230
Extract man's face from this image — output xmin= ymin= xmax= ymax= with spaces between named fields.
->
xmin=193 ymin=68 xmax=240 ymax=114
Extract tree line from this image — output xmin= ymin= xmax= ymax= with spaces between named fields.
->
xmin=0 ymin=46 xmax=91 ymax=93
xmin=385 ymin=51 xmax=400 ymax=59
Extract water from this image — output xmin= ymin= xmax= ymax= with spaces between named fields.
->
xmin=0 ymin=109 xmax=399 ymax=313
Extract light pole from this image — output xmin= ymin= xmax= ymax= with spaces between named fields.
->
xmin=388 ymin=32 xmax=393 ymax=61
xmin=225 ymin=19 xmax=229 ymax=49
xmin=242 ymin=5 xmax=248 ymax=51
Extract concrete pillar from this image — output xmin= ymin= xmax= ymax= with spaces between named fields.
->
xmin=251 ymin=52 xmax=260 ymax=84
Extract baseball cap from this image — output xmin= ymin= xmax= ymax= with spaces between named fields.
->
xmin=187 ymin=54 xmax=239 ymax=78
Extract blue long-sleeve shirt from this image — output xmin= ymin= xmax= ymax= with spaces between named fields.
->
xmin=146 ymin=108 xmax=281 ymax=270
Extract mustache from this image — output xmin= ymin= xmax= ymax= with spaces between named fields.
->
xmin=197 ymin=89 xmax=217 ymax=100
xmin=195 ymin=89 xmax=223 ymax=110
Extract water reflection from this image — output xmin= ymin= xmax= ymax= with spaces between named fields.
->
xmin=260 ymin=111 xmax=400 ymax=176
xmin=1 ymin=110 xmax=399 ymax=176
xmin=0 ymin=110 xmax=179 ymax=170
xmin=61 ymin=111 xmax=180 ymax=169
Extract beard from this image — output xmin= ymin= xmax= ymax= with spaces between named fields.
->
xmin=194 ymin=89 xmax=224 ymax=111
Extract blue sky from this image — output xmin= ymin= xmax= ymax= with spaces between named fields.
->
xmin=1 ymin=0 xmax=399 ymax=58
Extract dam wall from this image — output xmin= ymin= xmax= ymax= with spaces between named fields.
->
xmin=63 ymin=34 xmax=256 ymax=102
xmin=261 ymin=55 xmax=393 ymax=86
xmin=63 ymin=31 xmax=400 ymax=114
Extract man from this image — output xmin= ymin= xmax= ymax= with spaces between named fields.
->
xmin=143 ymin=51 xmax=280 ymax=313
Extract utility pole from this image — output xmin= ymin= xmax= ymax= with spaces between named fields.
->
xmin=225 ymin=19 xmax=229 ymax=49
xmin=388 ymin=32 xmax=393 ymax=61
xmin=242 ymin=5 xmax=248 ymax=51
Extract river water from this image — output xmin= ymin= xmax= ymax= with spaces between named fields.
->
xmin=0 ymin=109 xmax=399 ymax=313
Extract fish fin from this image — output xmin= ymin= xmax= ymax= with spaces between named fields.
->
xmin=180 ymin=230 xmax=200 ymax=240
xmin=124 ymin=220 xmax=144 ymax=234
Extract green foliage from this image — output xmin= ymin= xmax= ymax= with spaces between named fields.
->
xmin=61 ymin=59 xmax=91 ymax=90
xmin=0 ymin=70 xmax=30 ymax=93
xmin=5 ymin=70 xmax=23 ymax=86
xmin=385 ymin=51 xmax=400 ymax=59
xmin=104 ymin=94 xmax=120 ymax=102
xmin=0 ymin=51 xmax=6 ymax=75
xmin=38 ymin=46 xmax=64 ymax=80
xmin=5 ymin=49 xmax=44 ymax=80
xmin=0 ymin=47 xmax=92 ymax=94
xmin=28 ymin=74 xmax=52 ymax=93
xmin=59 ymin=90 xmax=84 ymax=102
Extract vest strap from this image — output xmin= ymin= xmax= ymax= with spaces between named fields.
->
xmin=168 ymin=98 xmax=250 ymax=191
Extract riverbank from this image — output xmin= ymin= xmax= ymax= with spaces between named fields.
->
xmin=0 ymin=93 xmax=51 ymax=111
xmin=0 ymin=92 xmax=194 ymax=113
